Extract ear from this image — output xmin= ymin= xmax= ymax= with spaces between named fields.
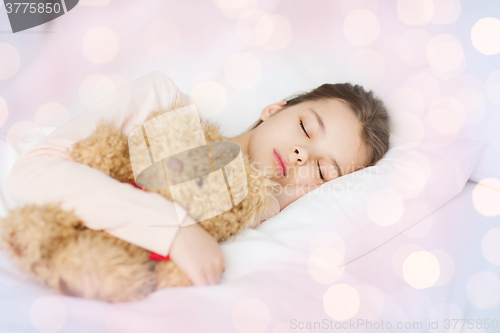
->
xmin=260 ymin=100 xmax=287 ymax=121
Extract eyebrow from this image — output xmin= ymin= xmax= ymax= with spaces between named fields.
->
xmin=308 ymin=108 xmax=343 ymax=177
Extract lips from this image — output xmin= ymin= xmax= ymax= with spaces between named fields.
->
xmin=273 ymin=149 xmax=289 ymax=177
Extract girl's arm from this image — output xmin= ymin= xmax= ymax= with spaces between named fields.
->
xmin=6 ymin=71 xmax=191 ymax=257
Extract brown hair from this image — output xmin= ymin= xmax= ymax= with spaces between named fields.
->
xmin=245 ymin=83 xmax=390 ymax=168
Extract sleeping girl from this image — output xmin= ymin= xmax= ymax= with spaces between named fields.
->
xmin=225 ymin=83 xmax=390 ymax=211
xmin=5 ymin=72 xmax=390 ymax=289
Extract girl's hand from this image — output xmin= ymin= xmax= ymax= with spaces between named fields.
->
xmin=169 ymin=216 xmax=225 ymax=286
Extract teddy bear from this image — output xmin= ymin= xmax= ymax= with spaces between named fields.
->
xmin=0 ymin=99 xmax=280 ymax=303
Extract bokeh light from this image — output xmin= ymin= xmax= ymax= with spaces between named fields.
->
xmin=143 ymin=20 xmax=180 ymax=57
xmin=6 ymin=121 xmax=42 ymax=152
xmin=308 ymin=247 xmax=345 ymax=284
xmin=323 ymin=283 xmax=360 ymax=321
xmin=452 ymin=87 xmax=485 ymax=125
xmin=343 ymin=9 xmax=380 ymax=46
xmin=214 ymin=0 xmax=258 ymax=19
xmin=388 ymin=87 xmax=425 ymax=116
xmin=427 ymin=34 xmax=464 ymax=72
xmin=29 ymin=297 xmax=66 ymax=333
xmin=404 ymin=72 xmax=441 ymax=109
xmin=428 ymin=109 xmax=460 ymax=135
xmin=466 ymin=271 xmax=500 ymax=309
xmin=482 ymin=228 xmax=500 ymax=265
xmin=34 ymin=102 xmax=70 ymax=129
xmin=423 ymin=107 xmax=459 ymax=147
xmin=309 ymin=231 xmax=346 ymax=258
xmin=237 ymin=9 xmax=268 ymax=46
xmin=257 ymin=14 xmax=293 ymax=51
xmin=392 ymin=151 xmax=431 ymax=198
xmin=426 ymin=96 xmax=466 ymax=141
xmin=472 ymin=178 xmax=500 ymax=217
xmin=232 ymin=298 xmax=270 ymax=333
xmin=390 ymin=111 xmax=424 ymax=147
xmin=0 ymin=96 xmax=8 ymax=128
xmin=82 ymin=26 xmax=120 ymax=64
xmin=340 ymin=0 xmax=378 ymax=17
xmin=224 ymin=52 xmax=261 ymax=89
xmin=79 ymin=74 xmax=118 ymax=108
xmin=189 ymin=81 xmax=227 ymax=118
xmin=399 ymin=29 xmax=432 ymax=66
xmin=429 ymin=249 xmax=455 ymax=287
xmin=106 ymin=74 xmax=129 ymax=93
xmin=353 ymin=284 xmax=384 ymax=320
xmin=308 ymin=232 xmax=345 ymax=284
xmin=402 ymin=250 xmax=440 ymax=289
xmin=397 ymin=0 xmax=434 ymax=25
xmin=430 ymin=0 xmax=461 ymax=25
xmin=367 ymin=188 xmax=404 ymax=226
xmin=432 ymin=96 xmax=466 ymax=127
xmin=237 ymin=10 xmax=292 ymax=51
xmin=0 ymin=43 xmax=21 ymax=80
xmin=471 ymin=17 xmax=500 ymax=55
xmin=393 ymin=243 xmax=424 ymax=279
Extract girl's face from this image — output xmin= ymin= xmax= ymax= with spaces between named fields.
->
xmin=247 ymin=98 xmax=369 ymax=210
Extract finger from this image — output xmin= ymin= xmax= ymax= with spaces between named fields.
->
xmin=215 ymin=264 xmax=224 ymax=281
xmin=209 ymin=263 xmax=223 ymax=285
xmin=211 ymin=265 xmax=222 ymax=284
xmin=205 ymin=269 xmax=216 ymax=285
xmin=191 ymin=271 xmax=208 ymax=286
xmin=212 ymin=270 xmax=222 ymax=285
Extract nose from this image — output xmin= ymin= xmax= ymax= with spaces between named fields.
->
xmin=293 ymin=146 xmax=309 ymax=166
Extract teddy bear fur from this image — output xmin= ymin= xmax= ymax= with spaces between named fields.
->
xmin=0 ymin=99 xmax=279 ymax=303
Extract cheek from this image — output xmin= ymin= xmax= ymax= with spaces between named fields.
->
xmin=247 ymin=140 xmax=270 ymax=173
xmin=287 ymin=166 xmax=321 ymax=184
xmin=352 ymin=149 xmax=370 ymax=170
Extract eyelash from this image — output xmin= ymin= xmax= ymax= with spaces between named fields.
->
xmin=300 ymin=120 xmax=325 ymax=181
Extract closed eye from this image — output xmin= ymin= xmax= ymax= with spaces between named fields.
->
xmin=318 ymin=162 xmax=325 ymax=181
xmin=300 ymin=120 xmax=310 ymax=138
xmin=300 ymin=119 xmax=325 ymax=181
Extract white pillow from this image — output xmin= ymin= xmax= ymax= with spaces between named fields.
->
xmin=257 ymin=140 xmax=486 ymax=265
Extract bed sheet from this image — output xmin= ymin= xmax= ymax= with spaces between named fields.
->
xmin=0 ymin=180 xmax=498 ymax=333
